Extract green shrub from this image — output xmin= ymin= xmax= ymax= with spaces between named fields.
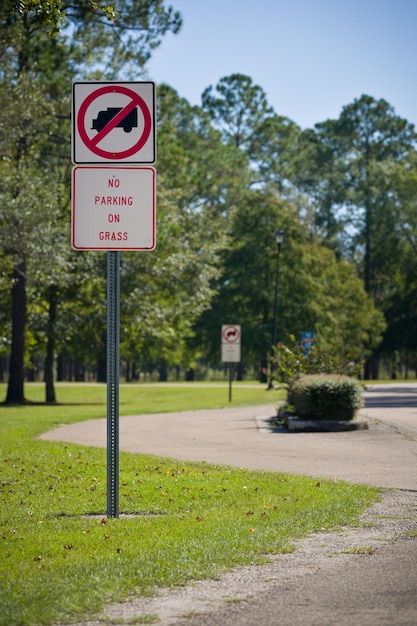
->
xmin=287 ymin=374 xmax=363 ymax=421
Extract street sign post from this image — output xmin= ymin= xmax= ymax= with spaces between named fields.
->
xmin=221 ymin=325 xmax=241 ymax=401
xmin=71 ymin=81 xmax=157 ymax=518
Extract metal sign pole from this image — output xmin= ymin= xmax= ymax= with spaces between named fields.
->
xmin=107 ymin=251 xmax=120 ymax=518
xmin=229 ymin=363 xmax=234 ymax=403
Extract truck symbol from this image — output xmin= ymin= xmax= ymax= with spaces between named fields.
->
xmin=91 ymin=107 xmax=138 ymax=133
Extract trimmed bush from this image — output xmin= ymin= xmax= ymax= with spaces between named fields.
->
xmin=287 ymin=374 xmax=363 ymax=421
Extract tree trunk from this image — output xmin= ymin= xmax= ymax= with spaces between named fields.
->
xmin=158 ymin=363 xmax=168 ymax=382
xmin=44 ymin=286 xmax=58 ymax=403
xmin=57 ymin=353 xmax=64 ymax=381
xmin=259 ymin=358 xmax=268 ymax=384
xmin=5 ymin=263 xmax=27 ymax=404
xmin=74 ymin=361 xmax=85 ymax=382
xmin=97 ymin=357 xmax=106 ymax=382
xmin=185 ymin=368 xmax=195 ymax=381
xmin=364 ymin=357 xmax=379 ymax=380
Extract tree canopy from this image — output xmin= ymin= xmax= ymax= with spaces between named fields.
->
xmin=1 ymin=2 xmax=417 ymax=400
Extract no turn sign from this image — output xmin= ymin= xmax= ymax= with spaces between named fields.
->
xmin=72 ymin=82 xmax=156 ymax=164
xmin=222 ymin=325 xmax=241 ymax=344
xmin=221 ymin=325 xmax=241 ymax=363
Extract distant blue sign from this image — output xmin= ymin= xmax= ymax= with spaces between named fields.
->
xmin=301 ymin=331 xmax=315 ymax=356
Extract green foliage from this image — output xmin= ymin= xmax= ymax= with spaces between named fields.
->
xmin=3 ymin=0 xmax=181 ymax=51
xmin=374 ymin=154 xmax=417 ymax=357
xmin=202 ymin=73 xmax=273 ymax=152
xmin=287 ymin=374 xmax=364 ymax=421
xmin=0 ymin=384 xmax=378 ymax=626
xmin=299 ymin=95 xmax=417 ymax=294
xmin=119 ymin=85 xmax=243 ymax=370
xmin=0 ymin=0 xmax=415 ymax=397
xmin=273 ymin=338 xmax=362 ymax=385
xmin=6 ymin=0 xmax=67 ymax=35
xmin=193 ymin=190 xmax=296 ymax=367
xmin=293 ymin=245 xmax=386 ymax=353
xmin=0 ymin=6 xmax=191 ymax=395
xmin=64 ymin=0 xmax=182 ymax=78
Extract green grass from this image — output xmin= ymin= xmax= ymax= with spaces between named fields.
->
xmin=0 ymin=383 xmax=379 ymax=626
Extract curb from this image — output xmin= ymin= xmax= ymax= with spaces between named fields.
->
xmin=286 ymin=416 xmax=369 ymax=432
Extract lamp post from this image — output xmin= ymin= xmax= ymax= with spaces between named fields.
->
xmin=269 ymin=229 xmax=284 ymax=389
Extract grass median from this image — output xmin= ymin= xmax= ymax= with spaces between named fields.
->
xmin=0 ymin=382 xmax=379 ymax=626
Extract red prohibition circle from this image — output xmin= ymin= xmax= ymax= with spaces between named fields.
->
xmin=222 ymin=326 xmax=240 ymax=343
xmin=77 ymin=85 xmax=152 ymax=160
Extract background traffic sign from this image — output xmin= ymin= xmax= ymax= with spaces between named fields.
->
xmin=221 ymin=325 xmax=241 ymax=362
xmin=222 ymin=325 xmax=241 ymax=344
xmin=301 ymin=331 xmax=315 ymax=356
xmin=72 ymin=82 xmax=156 ymax=164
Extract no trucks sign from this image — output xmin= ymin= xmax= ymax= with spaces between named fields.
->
xmin=72 ymin=81 xmax=156 ymax=164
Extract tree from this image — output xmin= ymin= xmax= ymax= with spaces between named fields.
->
xmin=4 ymin=0 xmax=180 ymax=42
xmin=202 ymin=74 xmax=273 ymax=154
xmin=294 ymin=96 xmax=417 ymax=377
xmin=304 ymin=95 xmax=416 ymax=294
xmin=118 ymin=85 xmax=248 ymax=379
xmin=0 ymin=0 xmax=182 ymax=401
xmin=249 ymin=113 xmax=302 ymax=192
xmin=292 ymin=124 xmax=349 ymax=252
xmin=193 ymin=187 xmax=384 ymax=381
xmin=0 ymin=70 xmax=68 ymax=402
xmin=4 ymin=0 xmax=68 ymax=34
xmin=372 ymin=155 xmax=417 ymax=373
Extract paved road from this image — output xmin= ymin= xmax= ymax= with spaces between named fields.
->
xmin=362 ymin=382 xmax=417 ymax=435
xmin=41 ymin=383 xmax=417 ymax=626
xmin=41 ymin=383 xmax=417 ymax=490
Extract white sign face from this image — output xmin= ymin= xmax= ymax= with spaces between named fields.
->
xmin=71 ymin=166 xmax=156 ymax=251
xmin=72 ymin=82 xmax=156 ymax=164
xmin=221 ymin=343 xmax=241 ymax=363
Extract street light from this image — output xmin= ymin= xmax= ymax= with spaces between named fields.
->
xmin=269 ymin=229 xmax=284 ymax=389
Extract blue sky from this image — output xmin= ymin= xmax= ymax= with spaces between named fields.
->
xmin=145 ymin=0 xmax=417 ymax=129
